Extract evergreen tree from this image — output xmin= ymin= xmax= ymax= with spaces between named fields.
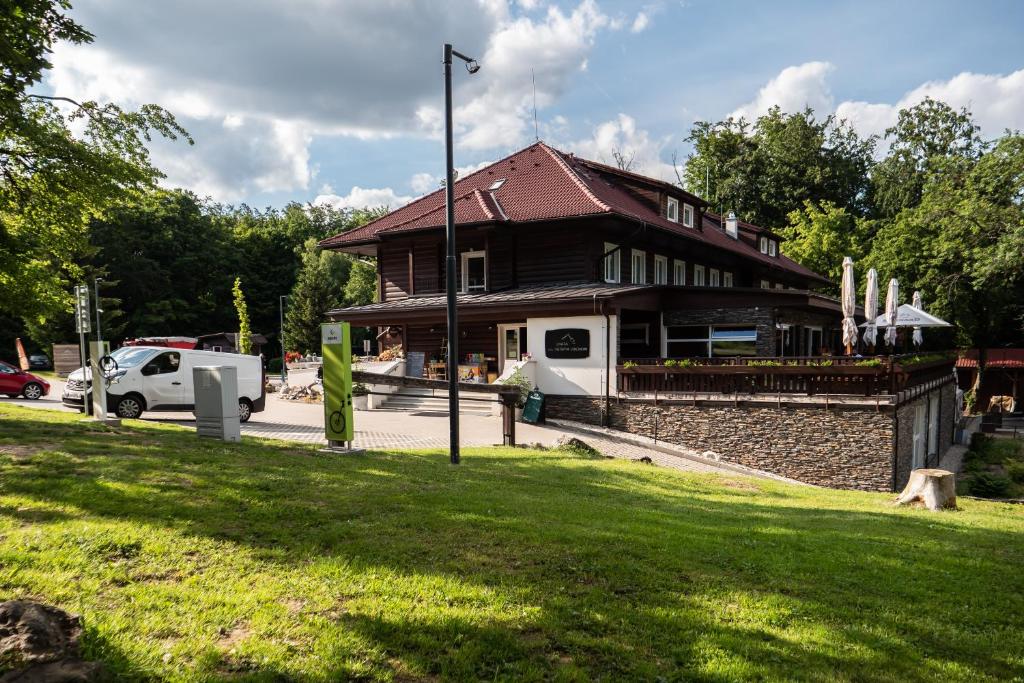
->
xmin=233 ymin=277 xmax=252 ymax=354
xmin=282 ymin=240 xmax=352 ymax=355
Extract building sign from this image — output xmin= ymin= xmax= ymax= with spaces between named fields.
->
xmin=545 ymin=329 xmax=590 ymax=359
xmin=321 ymin=322 xmax=354 ymax=443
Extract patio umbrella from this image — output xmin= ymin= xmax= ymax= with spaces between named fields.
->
xmin=863 ymin=268 xmax=879 ymax=350
xmin=884 ymin=278 xmax=899 ymax=348
xmin=840 ymin=257 xmax=858 ymax=353
xmin=911 ymin=290 xmax=924 ymax=347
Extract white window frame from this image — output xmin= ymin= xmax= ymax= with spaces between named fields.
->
xmin=631 ymin=249 xmax=646 ymax=284
xmin=768 ymin=239 xmax=777 ymax=257
xmin=461 ymin=249 xmax=487 ymax=293
xmin=709 ymin=268 xmax=720 ymax=287
xmin=928 ymin=394 xmax=940 ymax=457
xmin=759 ymin=236 xmax=769 ymax=254
xmin=760 ymin=279 xmax=770 ymax=289
xmin=723 ymin=271 xmax=734 ymax=287
xmin=693 ymin=264 xmax=706 ymax=286
xmin=653 ymin=255 xmax=668 ymax=285
xmin=666 ymin=197 xmax=679 ymax=222
xmin=673 ymin=259 xmax=686 ymax=286
xmin=682 ymin=203 xmax=695 ymax=228
xmin=603 ymin=242 xmax=620 ymax=284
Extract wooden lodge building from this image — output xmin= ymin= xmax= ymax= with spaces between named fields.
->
xmin=321 ymin=142 xmax=960 ymax=493
xmin=321 ymin=141 xmax=844 ymax=392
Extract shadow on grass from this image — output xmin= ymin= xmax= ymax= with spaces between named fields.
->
xmin=1 ymin=409 xmax=1022 ymax=680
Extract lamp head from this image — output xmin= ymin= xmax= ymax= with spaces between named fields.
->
xmin=465 ymin=60 xmax=480 ymax=74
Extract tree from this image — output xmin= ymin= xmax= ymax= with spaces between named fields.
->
xmin=344 ymin=259 xmax=377 ymax=308
xmin=867 ymin=134 xmax=1024 ymax=354
xmin=283 ymin=240 xmax=352 ymax=355
xmin=233 ymin=277 xmax=252 ymax=354
xmin=0 ymin=0 xmax=190 ymax=324
xmin=870 ymin=97 xmax=984 ymax=218
xmin=684 ymin=107 xmax=875 ymax=228
xmin=780 ymin=200 xmax=867 ymax=292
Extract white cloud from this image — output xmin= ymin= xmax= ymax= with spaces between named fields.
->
xmin=563 ymin=113 xmax=679 ymax=181
xmin=43 ymin=0 xmax=622 ymax=201
xmin=731 ymin=62 xmax=1024 ymax=146
xmin=729 ymin=61 xmax=835 ymax=122
xmin=836 ymin=68 xmax=1024 ymax=141
xmin=418 ymin=0 xmax=618 ymax=150
xmin=408 ymin=160 xmax=495 ymax=195
xmin=631 ymin=11 xmax=650 ymax=33
xmin=313 ymin=186 xmax=412 ymax=211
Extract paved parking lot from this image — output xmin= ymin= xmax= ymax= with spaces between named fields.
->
xmin=0 ymin=373 xmax=784 ymax=480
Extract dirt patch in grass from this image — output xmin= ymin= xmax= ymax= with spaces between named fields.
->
xmin=719 ymin=478 xmax=762 ymax=492
xmin=0 ymin=443 xmax=58 ymax=463
xmin=217 ymin=623 xmax=251 ymax=651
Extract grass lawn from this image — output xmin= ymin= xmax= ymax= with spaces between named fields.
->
xmin=1 ymin=404 xmax=1022 ymax=681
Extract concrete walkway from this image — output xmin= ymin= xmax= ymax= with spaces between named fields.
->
xmin=0 ymin=375 xmax=780 ymax=480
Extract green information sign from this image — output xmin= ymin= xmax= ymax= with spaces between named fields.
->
xmin=321 ymin=322 xmax=354 ymax=443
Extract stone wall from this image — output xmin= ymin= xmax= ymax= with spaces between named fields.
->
xmin=893 ymin=380 xmax=957 ymax=490
xmin=545 ymin=380 xmax=958 ymax=492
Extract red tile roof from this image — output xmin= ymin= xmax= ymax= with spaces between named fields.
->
xmin=319 ymin=141 xmax=829 ymax=284
xmin=956 ymin=349 xmax=1024 ymax=368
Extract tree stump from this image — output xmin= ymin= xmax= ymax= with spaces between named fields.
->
xmin=895 ymin=469 xmax=957 ymax=511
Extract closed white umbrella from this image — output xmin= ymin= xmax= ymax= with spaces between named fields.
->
xmin=884 ymin=278 xmax=899 ymax=348
xmin=912 ymin=290 xmax=924 ymax=347
xmin=864 ymin=268 xmax=879 ymax=350
xmin=840 ymin=257 xmax=858 ymax=353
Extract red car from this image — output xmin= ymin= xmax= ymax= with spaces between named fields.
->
xmin=0 ymin=361 xmax=50 ymax=400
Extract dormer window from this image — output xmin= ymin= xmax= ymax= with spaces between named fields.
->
xmin=682 ymin=203 xmax=694 ymax=228
xmin=759 ymin=236 xmax=769 ymax=254
xmin=666 ymin=196 xmax=679 ymax=222
xmin=768 ymin=240 xmax=777 ymax=257
xmin=488 ymin=179 xmax=506 ymax=191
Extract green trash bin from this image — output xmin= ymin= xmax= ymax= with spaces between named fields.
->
xmin=522 ymin=389 xmax=544 ymax=424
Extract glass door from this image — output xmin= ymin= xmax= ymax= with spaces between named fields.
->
xmin=498 ymin=325 xmax=527 ymax=373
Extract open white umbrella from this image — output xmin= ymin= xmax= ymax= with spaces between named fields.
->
xmin=861 ymin=303 xmax=952 ymax=329
xmin=840 ymin=257 xmax=858 ymax=353
xmin=863 ymin=268 xmax=879 ymax=349
xmin=884 ymin=278 xmax=899 ymax=348
xmin=912 ymin=291 xmax=924 ymax=347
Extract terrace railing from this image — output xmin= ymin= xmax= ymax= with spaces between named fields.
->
xmin=616 ymin=353 xmax=955 ymax=398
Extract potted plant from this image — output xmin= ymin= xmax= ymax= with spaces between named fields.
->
xmin=503 ymin=368 xmax=533 ymax=421
xmin=351 ymin=382 xmax=369 ymax=410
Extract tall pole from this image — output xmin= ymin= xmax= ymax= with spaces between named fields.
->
xmin=93 ymin=277 xmax=103 ymax=347
xmin=443 ymin=43 xmax=460 ymax=465
xmin=279 ymin=295 xmax=288 ymax=387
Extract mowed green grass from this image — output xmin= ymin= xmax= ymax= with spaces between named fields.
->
xmin=0 ymin=404 xmax=1022 ymax=681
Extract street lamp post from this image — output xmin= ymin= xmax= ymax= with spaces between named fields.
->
xmin=442 ymin=43 xmax=480 ymax=466
xmin=279 ymin=295 xmax=288 ymax=387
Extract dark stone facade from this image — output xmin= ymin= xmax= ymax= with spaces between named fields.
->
xmin=545 ymin=379 xmax=958 ymax=492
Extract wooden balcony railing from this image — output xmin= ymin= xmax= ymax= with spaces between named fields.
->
xmin=616 ymin=353 xmax=956 ymax=398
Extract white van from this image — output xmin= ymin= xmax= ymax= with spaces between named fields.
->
xmin=63 ymin=346 xmax=265 ymax=422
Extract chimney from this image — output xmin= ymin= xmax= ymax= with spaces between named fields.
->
xmin=725 ymin=211 xmax=738 ymax=239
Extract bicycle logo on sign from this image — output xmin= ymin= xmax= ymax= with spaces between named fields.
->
xmin=328 ymin=393 xmax=352 ymax=435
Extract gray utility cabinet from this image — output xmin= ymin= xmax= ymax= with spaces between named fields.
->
xmin=193 ymin=365 xmax=241 ymax=442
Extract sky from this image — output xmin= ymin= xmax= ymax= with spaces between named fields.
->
xmin=46 ymin=0 xmax=1024 ymax=210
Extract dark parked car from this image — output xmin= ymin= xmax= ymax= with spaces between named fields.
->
xmin=0 ymin=361 xmax=50 ymax=400
xmin=28 ymin=353 xmax=50 ymax=370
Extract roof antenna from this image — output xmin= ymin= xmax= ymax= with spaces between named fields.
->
xmin=532 ymin=68 xmax=539 ymax=141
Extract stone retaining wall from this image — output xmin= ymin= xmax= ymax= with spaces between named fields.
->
xmin=545 ymin=380 xmax=957 ymax=492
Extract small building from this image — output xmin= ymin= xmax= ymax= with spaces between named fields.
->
xmin=196 ymin=332 xmax=268 ymax=356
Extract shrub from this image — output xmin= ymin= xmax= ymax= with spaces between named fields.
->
xmin=854 ymin=358 xmax=883 ymax=367
xmin=1005 ymin=461 xmax=1024 ymax=485
xmin=966 ymin=472 xmax=1012 ymax=498
xmin=663 ymin=359 xmax=679 ymax=368
xmin=503 ymin=369 xmax=533 ymax=408
xmin=622 ymin=361 xmax=638 ymax=369
xmin=351 ymin=382 xmax=369 ymax=396
xmin=747 ymin=360 xmax=781 ymax=367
